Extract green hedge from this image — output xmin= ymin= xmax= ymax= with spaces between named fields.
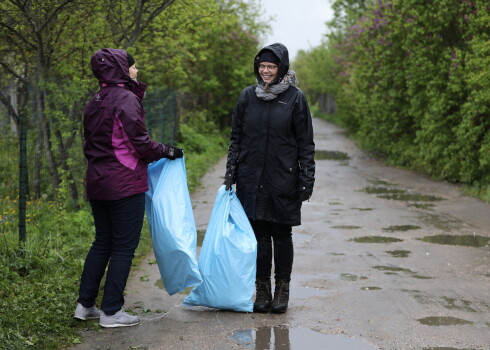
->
xmin=332 ymin=0 xmax=490 ymax=187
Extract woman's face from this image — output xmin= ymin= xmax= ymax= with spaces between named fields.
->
xmin=129 ymin=63 xmax=138 ymax=79
xmin=258 ymin=62 xmax=278 ymax=84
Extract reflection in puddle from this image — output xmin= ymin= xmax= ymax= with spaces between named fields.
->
xmin=373 ymin=265 xmax=412 ymax=273
xmin=418 ymin=234 xmax=489 ymax=248
xmin=408 ymin=203 xmax=436 ymax=210
xmin=442 ymin=297 xmax=477 ymax=312
xmin=385 ymin=250 xmax=411 ymax=257
xmin=291 ymin=286 xmax=325 ymax=298
xmin=351 ymin=207 xmax=374 ymax=211
xmin=378 ymin=193 xmax=444 ymax=201
xmin=411 ymin=274 xmax=433 ymax=279
xmin=315 ymin=150 xmax=350 ymax=161
xmin=368 ymin=179 xmax=397 ymax=186
xmin=360 ymin=186 xmax=405 ymax=195
xmin=382 ymin=225 xmax=420 ymax=232
xmin=232 ymin=326 xmax=378 ymax=350
xmin=323 ymin=273 xmax=368 ymax=281
xmin=360 ymin=286 xmax=381 ymax=290
xmin=332 ymin=225 xmax=361 ymax=229
xmin=197 ymin=229 xmax=206 ymax=247
xmin=350 ymin=236 xmax=403 ymax=243
xmin=417 ymin=316 xmax=474 ymax=326
xmin=154 ymin=279 xmax=193 ymax=295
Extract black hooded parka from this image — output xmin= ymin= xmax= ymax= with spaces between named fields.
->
xmin=225 ymin=43 xmax=315 ymax=226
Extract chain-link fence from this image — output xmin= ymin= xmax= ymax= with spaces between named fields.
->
xmin=0 ymin=86 xmax=177 ymax=201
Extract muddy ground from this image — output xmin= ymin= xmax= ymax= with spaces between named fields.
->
xmin=68 ymin=118 xmax=490 ymax=350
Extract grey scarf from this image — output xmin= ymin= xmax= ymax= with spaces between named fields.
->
xmin=255 ymin=70 xmax=298 ymax=101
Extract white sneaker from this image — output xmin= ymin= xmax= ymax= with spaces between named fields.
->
xmin=99 ymin=309 xmax=140 ymax=328
xmin=74 ymin=303 xmax=101 ymax=320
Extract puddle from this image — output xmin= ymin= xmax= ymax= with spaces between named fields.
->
xmin=340 ymin=273 xmax=368 ymax=281
xmin=417 ymin=316 xmax=474 ymax=326
xmin=385 ymin=250 xmax=411 ymax=257
xmin=328 ymin=202 xmax=343 ymax=205
xmin=197 ymin=229 xmax=206 ymax=247
xmin=418 ymin=234 xmax=489 ymax=248
xmin=418 ymin=213 xmax=463 ymax=231
xmin=360 ymin=286 xmax=382 ymax=290
xmin=231 ymin=326 xmax=378 ymax=350
xmin=442 ymin=297 xmax=477 ymax=312
xmin=373 ymin=265 xmax=412 ymax=273
xmin=361 ymin=182 xmax=445 ymax=202
xmin=351 ymin=207 xmax=374 ymax=211
xmin=315 ymin=150 xmax=350 ymax=161
xmin=423 ymin=348 xmax=481 ymax=350
xmin=383 ymin=225 xmax=420 ymax=232
xmin=154 ymin=279 xmax=193 ymax=295
xmin=411 ymin=274 xmax=433 ymax=279
xmin=408 ymin=203 xmax=436 ymax=210
xmin=332 ymin=225 xmax=361 ymax=229
xmin=350 ymin=236 xmax=403 ymax=243
xmin=360 ymin=186 xmax=405 ymax=195
xmin=378 ymin=193 xmax=445 ymax=201
xmin=368 ymin=179 xmax=397 ymax=186
xmin=292 ymin=286 xmax=325 ymax=298
xmin=323 ymin=273 xmax=368 ymax=281
xmin=327 ymin=252 xmax=345 ymax=256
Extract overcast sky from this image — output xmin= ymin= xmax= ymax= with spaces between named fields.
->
xmin=257 ymin=0 xmax=334 ymax=61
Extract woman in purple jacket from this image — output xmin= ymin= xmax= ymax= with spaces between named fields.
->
xmin=74 ymin=48 xmax=183 ymax=328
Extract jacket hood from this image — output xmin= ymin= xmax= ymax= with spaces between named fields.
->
xmin=254 ymin=43 xmax=289 ymax=84
xmin=90 ymin=48 xmax=131 ymax=84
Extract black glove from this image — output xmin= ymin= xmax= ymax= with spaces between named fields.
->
xmin=223 ymin=178 xmax=234 ymax=191
xmin=299 ymin=184 xmax=312 ymax=202
xmin=166 ymin=146 xmax=183 ymax=160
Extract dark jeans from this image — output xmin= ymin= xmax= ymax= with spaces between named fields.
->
xmin=77 ymin=193 xmax=145 ymax=315
xmin=251 ymin=220 xmax=293 ymax=282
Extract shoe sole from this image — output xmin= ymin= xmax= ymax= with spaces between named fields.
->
xmin=99 ymin=321 xmax=140 ymax=328
xmin=270 ymin=308 xmax=287 ymax=314
xmin=73 ymin=315 xmax=100 ymax=321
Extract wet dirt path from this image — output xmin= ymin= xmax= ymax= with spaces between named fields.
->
xmin=69 ymin=118 xmax=490 ymax=350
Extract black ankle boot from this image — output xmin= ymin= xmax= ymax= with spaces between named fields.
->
xmin=270 ymin=279 xmax=289 ymax=313
xmin=253 ymin=279 xmax=272 ymax=313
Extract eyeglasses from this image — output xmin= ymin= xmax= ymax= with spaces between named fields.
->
xmin=258 ymin=64 xmax=278 ymax=71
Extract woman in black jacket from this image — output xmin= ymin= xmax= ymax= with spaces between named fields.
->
xmin=224 ymin=43 xmax=315 ymax=313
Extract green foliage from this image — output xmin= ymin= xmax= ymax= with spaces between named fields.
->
xmin=300 ymin=0 xmax=490 ymax=196
xmin=135 ymin=0 xmax=266 ymax=127
xmin=179 ymin=111 xmax=228 ymax=192
xmin=0 ymin=198 xmax=94 ymax=350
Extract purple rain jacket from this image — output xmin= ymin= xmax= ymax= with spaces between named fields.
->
xmin=83 ymin=48 xmax=169 ymax=200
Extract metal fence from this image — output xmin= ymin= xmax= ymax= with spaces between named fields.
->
xmin=0 ymin=86 xmax=177 ymax=201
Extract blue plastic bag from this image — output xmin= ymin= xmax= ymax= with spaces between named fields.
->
xmin=183 ymin=185 xmax=257 ymax=312
xmin=145 ymin=157 xmax=202 ymax=295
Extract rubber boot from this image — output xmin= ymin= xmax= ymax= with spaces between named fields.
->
xmin=270 ymin=279 xmax=289 ymax=314
xmin=253 ymin=279 xmax=272 ymax=313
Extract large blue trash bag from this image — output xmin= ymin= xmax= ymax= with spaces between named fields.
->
xmin=183 ymin=185 xmax=257 ymax=312
xmin=145 ymin=157 xmax=202 ymax=295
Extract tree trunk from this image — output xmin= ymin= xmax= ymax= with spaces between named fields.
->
xmin=33 ymin=128 xmax=43 ymax=199
xmin=33 ymin=78 xmax=60 ymax=190
xmin=55 ymin=129 xmax=79 ymax=207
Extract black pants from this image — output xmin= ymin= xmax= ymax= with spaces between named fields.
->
xmin=77 ymin=193 xmax=145 ymax=315
xmin=251 ymin=220 xmax=293 ymax=282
